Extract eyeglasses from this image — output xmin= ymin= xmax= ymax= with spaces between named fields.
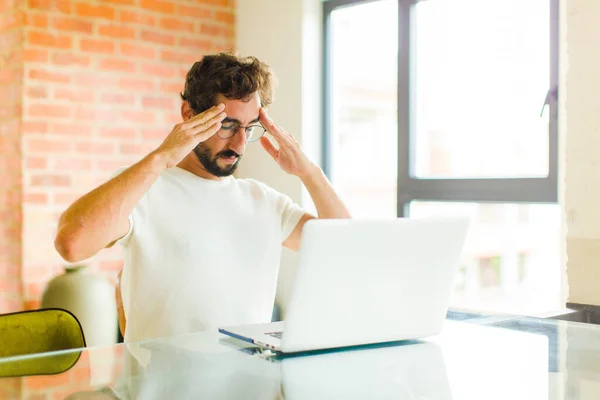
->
xmin=217 ymin=120 xmax=266 ymax=142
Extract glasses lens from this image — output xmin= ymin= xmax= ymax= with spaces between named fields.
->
xmin=217 ymin=122 xmax=238 ymax=139
xmin=246 ymin=125 xmax=265 ymax=142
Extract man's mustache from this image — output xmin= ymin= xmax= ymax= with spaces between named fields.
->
xmin=217 ymin=150 xmax=241 ymax=158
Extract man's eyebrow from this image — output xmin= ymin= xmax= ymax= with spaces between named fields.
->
xmin=222 ymin=116 xmax=261 ymax=124
xmin=222 ymin=117 xmax=241 ymax=124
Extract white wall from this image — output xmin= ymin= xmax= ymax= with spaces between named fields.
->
xmin=563 ymin=0 xmax=600 ymax=306
xmin=236 ymin=0 xmax=322 ymax=316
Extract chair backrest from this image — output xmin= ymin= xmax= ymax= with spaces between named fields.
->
xmin=0 ymin=308 xmax=86 ymax=377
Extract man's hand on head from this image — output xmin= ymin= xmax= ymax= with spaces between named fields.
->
xmin=258 ymin=108 xmax=321 ymax=179
xmin=152 ymin=103 xmax=227 ymax=170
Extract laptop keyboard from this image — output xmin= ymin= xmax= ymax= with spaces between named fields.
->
xmin=265 ymin=331 xmax=283 ymax=339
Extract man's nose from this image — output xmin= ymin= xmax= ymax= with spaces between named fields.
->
xmin=229 ymin=127 xmax=247 ymax=152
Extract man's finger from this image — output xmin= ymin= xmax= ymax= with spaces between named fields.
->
xmin=190 ymin=120 xmax=222 ymax=141
xmin=260 ymin=136 xmax=279 ymax=160
xmin=259 ymin=108 xmax=297 ymax=146
xmin=183 ymin=103 xmax=226 ymax=130
xmin=259 ymin=108 xmax=287 ymax=141
xmin=188 ymin=112 xmax=226 ymax=136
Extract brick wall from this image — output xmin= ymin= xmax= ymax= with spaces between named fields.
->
xmin=0 ymin=0 xmax=24 ymax=313
xmin=0 ymin=0 xmax=235 ymax=313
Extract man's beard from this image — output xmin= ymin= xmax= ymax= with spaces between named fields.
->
xmin=193 ymin=144 xmax=241 ymax=177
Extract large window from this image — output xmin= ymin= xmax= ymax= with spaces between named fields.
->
xmin=323 ymin=0 xmax=560 ymax=314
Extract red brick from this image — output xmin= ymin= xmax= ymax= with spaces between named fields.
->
xmin=119 ymin=43 xmax=156 ymax=59
xmin=97 ymin=160 xmax=134 ymax=171
xmin=26 ymin=86 xmax=48 ymax=99
xmin=80 ymin=38 xmax=115 ymax=54
xmin=27 ymin=138 xmax=71 ymax=153
xmin=73 ymin=107 xmax=94 ymax=120
xmin=23 ymin=49 xmax=49 ymax=63
xmin=72 ymin=73 xmax=118 ymax=88
xmin=98 ymin=58 xmax=136 ymax=73
xmin=118 ymin=9 xmax=156 ymax=26
xmin=200 ymin=23 xmax=233 ymax=38
xmin=100 ymin=93 xmax=135 ymax=105
xmin=103 ymin=0 xmax=135 ymax=5
xmin=120 ymin=110 xmax=156 ymax=125
xmin=120 ymin=142 xmax=155 ymax=154
xmin=75 ymin=141 xmax=115 ymax=155
xmin=0 ymin=11 xmax=21 ymax=31
xmin=0 ymin=298 xmax=23 ymax=313
xmin=163 ymin=113 xmax=181 ymax=124
xmin=215 ymin=11 xmax=235 ymax=24
xmin=22 ymin=121 xmax=48 ymax=134
xmin=24 ymin=12 xmax=48 ymax=28
xmin=29 ymin=68 xmax=70 ymax=83
xmin=179 ymin=37 xmax=212 ymax=51
xmin=203 ymin=0 xmax=229 ymax=5
xmin=53 ymin=16 xmax=93 ymax=33
xmin=213 ymin=42 xmax=233 ymax=53
xmin=142 ymin=128 xmax=167 ymax=140
xmin=49 ymin=123 xmax=93 ymax=136
xmin=118 ymin=78 xmax=155 ymax=91
xmin=52 ymin=52 xmax=91 ymax=67
xmin=53 ymin=192 xmax=80 ymax=205
xmin=0 ymin=279 xmax=20 ymax=293
xmin=160 ymin=81 xmax=183 ymax=94
xmin=30 ymin=174 xmax=71 ymax=187
xmin=23 ymin=300 xmax=39 ymax=311
xmin=53 ymin=157 xmax=92 ymax=171
xmin=140 ymin=30 xmax=175 ymax=46
xmin=75 ymin=2 xmax=115 ymax=20
xmin=98 ymin=24 xmax=136 ymax=39
xmin=142 ymin=96 xmax=175 ymax=110
xmin=140 ymin=63 xmax=176 ymax=78
xmin=27 ymin=104 xmax=71 ymax=119
xmin=27 ymin=156 xmax=47 ymax=169
xmin=28 ymin=0 xmax=71 ymax=13
xmin=54 ymin=88 xmax=94 ymax=103
xmin=100 ymin=127 xmax=137 ymax=139
xmin=161 ymin=50 xmax=199 ymax=64
xmin=160 ymin=17 xmax=194 ymax=32
xmin=25 ymin=193 xmax=48 ymax=204
xmin=74 ymin=107 xmax=119 ymax=122
xmin=27 ymin=30 xmax=72 ymax=49
xmin=140 ymin=0 xmax=174 ymax=14
xmin=177 ymin=4 xmax=212 ymax=19
xmin=0 ymin=70 xmax=19 ymax=85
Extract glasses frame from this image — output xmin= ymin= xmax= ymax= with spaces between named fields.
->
xmin=217 ymin=121 xmax=267 ymax=143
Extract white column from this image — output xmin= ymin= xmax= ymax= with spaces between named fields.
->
xmin=235 ymin=0 xmax=322 ymax=316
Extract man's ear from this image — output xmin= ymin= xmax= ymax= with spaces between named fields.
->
xmin=181 ymin=101 xmax=194 ymax=121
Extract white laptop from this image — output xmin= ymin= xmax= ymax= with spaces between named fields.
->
xmin=219 ymin=217 xmax=469 ymax=354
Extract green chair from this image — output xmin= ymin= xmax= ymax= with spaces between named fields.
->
xmin=0 ymin=308 xmax=86 ymax=377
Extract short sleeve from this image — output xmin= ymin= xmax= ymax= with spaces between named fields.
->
xmin=256 ymin=181 xmax=307 ymax=241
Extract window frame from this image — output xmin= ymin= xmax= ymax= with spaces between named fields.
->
xmin=322 ymin=0 xmax=560 ymax=216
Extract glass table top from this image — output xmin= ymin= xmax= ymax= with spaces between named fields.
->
xmin=1 ymin=310 xmax=599 ymax=399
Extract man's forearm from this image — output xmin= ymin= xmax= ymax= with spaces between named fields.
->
xmin=55 ymin=152 xmax=167 ymax=262
xmin=301 ymin=168 xmax=351 ymax=219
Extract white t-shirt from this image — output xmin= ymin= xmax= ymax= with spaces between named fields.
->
xmin=115 ymin=166 xmax=306 ymax=342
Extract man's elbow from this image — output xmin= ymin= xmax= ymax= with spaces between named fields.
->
xmin=54 ymin=228 xmax=86 ymax=263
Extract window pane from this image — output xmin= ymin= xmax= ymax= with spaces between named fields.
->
xmin=329 ymin=0 xmax=398 ymax=217
xmin=412 ymin=0 xmax=550 ymax=178
xmin=409 ymin=202 xmax=562 ymax=314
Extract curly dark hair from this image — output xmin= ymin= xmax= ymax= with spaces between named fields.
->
xmin=180 ymin=52 xmax=275 ymax=114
